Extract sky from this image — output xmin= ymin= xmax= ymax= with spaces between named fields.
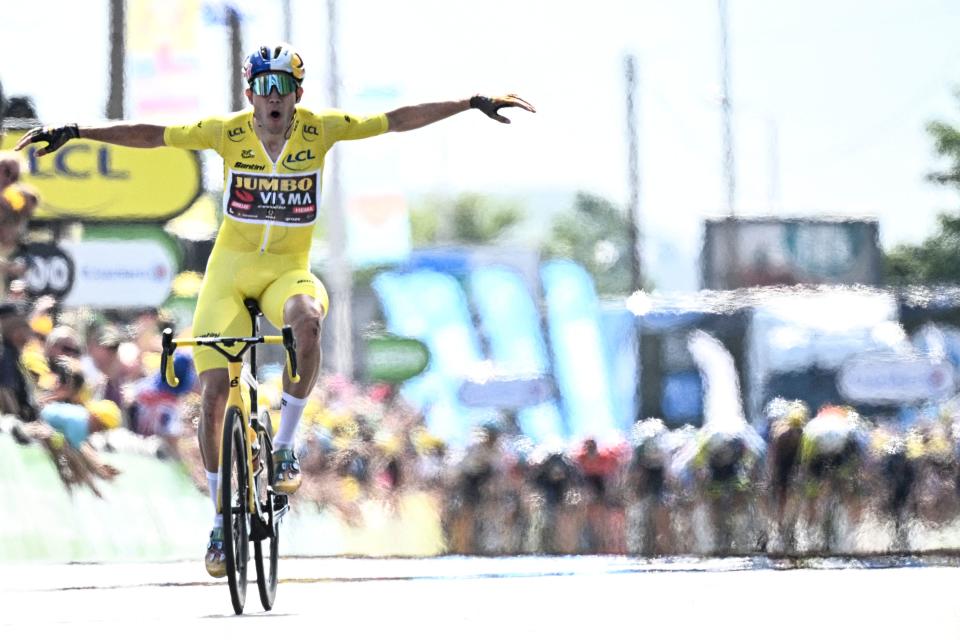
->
xmin=3 ymin=0 xmax=960 ymax=290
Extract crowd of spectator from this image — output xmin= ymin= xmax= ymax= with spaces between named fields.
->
xmin=7 ymin=144 xmax=960 ymax=556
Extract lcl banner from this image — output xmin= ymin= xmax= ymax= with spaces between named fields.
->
xmin=2 ymin=134 xmax=202 ymax=222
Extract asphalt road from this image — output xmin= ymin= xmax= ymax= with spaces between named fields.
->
xmin=4 ymin=556 xmax=960 ymax=638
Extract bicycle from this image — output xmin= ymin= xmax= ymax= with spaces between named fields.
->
xmin=161 ymin=299 xmax=299 ymax=614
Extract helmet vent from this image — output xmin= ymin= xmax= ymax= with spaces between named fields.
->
xmin=260 ymin=46 xmax=271 ymax=59
xmin=274 ymin=45 xmax=283 ymax=59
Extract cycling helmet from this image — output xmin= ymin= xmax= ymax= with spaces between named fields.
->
xmin=243 ymin=43 xmax=305 ymax=84
xmin=706 ymin=429 xmax=744 ymax=467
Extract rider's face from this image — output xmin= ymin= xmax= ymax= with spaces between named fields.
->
xmin=246 ymin=84 xmax=302 ymax=136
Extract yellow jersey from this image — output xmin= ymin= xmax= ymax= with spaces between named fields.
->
xmin=164 ymin=106 xmax=388 ymax=255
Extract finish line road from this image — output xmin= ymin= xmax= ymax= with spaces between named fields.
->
xmin=3 ymin=556 xmax=959 ymax=638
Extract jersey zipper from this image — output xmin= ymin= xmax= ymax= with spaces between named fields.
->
xmin=256 ymin=130 xmax=293 ymax=254
xmin=258 ymin=222 xmax=272 ymax=254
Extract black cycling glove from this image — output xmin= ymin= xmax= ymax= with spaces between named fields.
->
xmin=21 ymin=123 xmax=80 ymax=156
xmin=470 ymin=94 xmax=536 ymax=124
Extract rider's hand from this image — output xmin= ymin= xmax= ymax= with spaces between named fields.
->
xmin=13 ymin=124 xmax=80 ymax=157
xmin=470 ymin=94 xmax=536 ymax=124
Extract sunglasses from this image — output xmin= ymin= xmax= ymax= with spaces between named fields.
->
xmin=250 ymin=73 xmax=299 ymax=97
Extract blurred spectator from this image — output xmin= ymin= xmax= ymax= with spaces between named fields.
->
xmin=45 ymin=325 xmax=83 ymax=361
xmin=40 ymin=398 xmax=122 ymax=450
xmin=0 ymin=152 xmax=23 ymax=197
xmin=0 ymin=179 xmax=38 ymax=298
xmin=0 ymin=301 xmax=39 ymax=422
xmin=83 ymin=323 xmax=139 ymax=407
xmin=130 ymin=307 xmax=176 ymax=358
xmin=37 ymin=355 xmax=87 ymax=405
xmin=4 ymin=278 xmax=28 ymax=301
xmin=127 ymin=351 xmax=197 ymax=459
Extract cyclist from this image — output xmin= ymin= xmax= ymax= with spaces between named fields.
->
xmin=765 ymin=399 xmax=809 ymax=552
xmin=626 ymin=419 xmax=682 ymax=555
xmin=797 ymin=405 xmax=868 ymax=552
xmin=15 ymin=42 xmax=535 ymax=577
xmin=673 ymin=419 xmax=766 ymax=554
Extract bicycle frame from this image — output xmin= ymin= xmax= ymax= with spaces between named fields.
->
xmin=160 ymin=315 xmax=299 ymax=516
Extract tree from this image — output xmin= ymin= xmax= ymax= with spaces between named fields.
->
xmin=409 ymin=193 xmax=522 ymax=246
xmin=885 ymin=215 xmax=960 ymax=284
xmin=543 ymin=191 xmax=648 ymax=295
xmin=884 ymin=94 xmax=960 ymax=285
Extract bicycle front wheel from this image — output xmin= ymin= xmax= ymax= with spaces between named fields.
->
xmin=254 ymin=413 xmax=279 ymax=611
xmin=221 ymin=406 xmax=249 ymax=615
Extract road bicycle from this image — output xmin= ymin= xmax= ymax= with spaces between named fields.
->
xmin=161 ymin=299 xmax=299 ymax=614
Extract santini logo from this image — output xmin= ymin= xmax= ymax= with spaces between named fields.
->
xmin=234 ymin=161 xmax=266 ymax=171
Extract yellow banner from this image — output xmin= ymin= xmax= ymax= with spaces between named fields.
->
xmin=2 ymin=133 xmax=202 ymax=222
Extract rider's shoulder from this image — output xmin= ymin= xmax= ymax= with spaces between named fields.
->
xmin=179 ymin=110 xmax=250 ymax=133
xmin=301 ymin=107 xmax=363 ymax=124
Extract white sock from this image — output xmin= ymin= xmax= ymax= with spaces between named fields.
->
xmin=274 ymin=392 xmax=307 ymax=449
xmin=206 ymin=471 xmax=222 ymax=528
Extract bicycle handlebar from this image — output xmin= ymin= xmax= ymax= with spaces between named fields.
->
xmin=161 ymin=328 xmax=180 ymax=388
xmin=160 ymin=327 xmax=300 ymax=384
xmin=282 ymin=326 xmax=300 ymax=383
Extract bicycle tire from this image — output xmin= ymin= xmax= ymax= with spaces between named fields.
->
xmin=254 ymin=413 xmax=279 ymax=611
xmin=221 ymin=406 xmax=249 ymax=614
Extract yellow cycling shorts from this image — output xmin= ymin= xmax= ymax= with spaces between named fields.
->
xmin=190 ymin=246 xmax=329 ymax=374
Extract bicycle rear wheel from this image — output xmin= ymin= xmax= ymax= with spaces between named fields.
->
xmin=254 ymin=413 xmax=279 ymax=611
xmin=221 ymin=406 xmax=249 ymax=615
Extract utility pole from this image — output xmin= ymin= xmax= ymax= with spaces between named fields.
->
xmin=326 ymin=0 xmax=353 ymax=377
xmin=282 ymin=0 xmax=293 ymax=43
xmin=106 ymin=0 xmax=125 ymax=119
xmin=718 ymin=0 xmax=736 ymax=217
xmin=718 ymin=0 xmax=739 ymax=288
xmin=767 ymin=118 xmax=780 ymax=214
xmin=227 ymin=6 xmax=244 ymax=112
xmin=624 ymin=54 xmax=642 ymax=294
xmin=626 ymin=54 xmax=646 ymax=424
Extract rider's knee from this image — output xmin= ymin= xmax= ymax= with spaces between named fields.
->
xmin=289 ymin=304 xmax=323 ymax=346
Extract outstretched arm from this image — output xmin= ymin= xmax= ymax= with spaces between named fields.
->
xmin=386 ymin=94 xmax=535 ymax=132
xmin=14 ymin=122 xmax=166 ymax=157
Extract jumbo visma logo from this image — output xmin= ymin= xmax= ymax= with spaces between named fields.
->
xmin=234 ymin=176 xmax=315 ymax=192
xmin=281 ymin=148 xmax=316 ymax=171
xmin=226 ymin=170 xmax=320 ymax=225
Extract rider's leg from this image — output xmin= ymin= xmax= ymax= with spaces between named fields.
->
xmin=274 ymin=293 xmax=324 ymax=447
xmin=260 ymin=270 xmax=327 ymax=435
xmin=260 ymin=270 xmax=327 ymax=494
xmin=198 ymin=368 xmax=229 ymax=577
xmin=199 ymin=369 xmax=230 ymax=485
